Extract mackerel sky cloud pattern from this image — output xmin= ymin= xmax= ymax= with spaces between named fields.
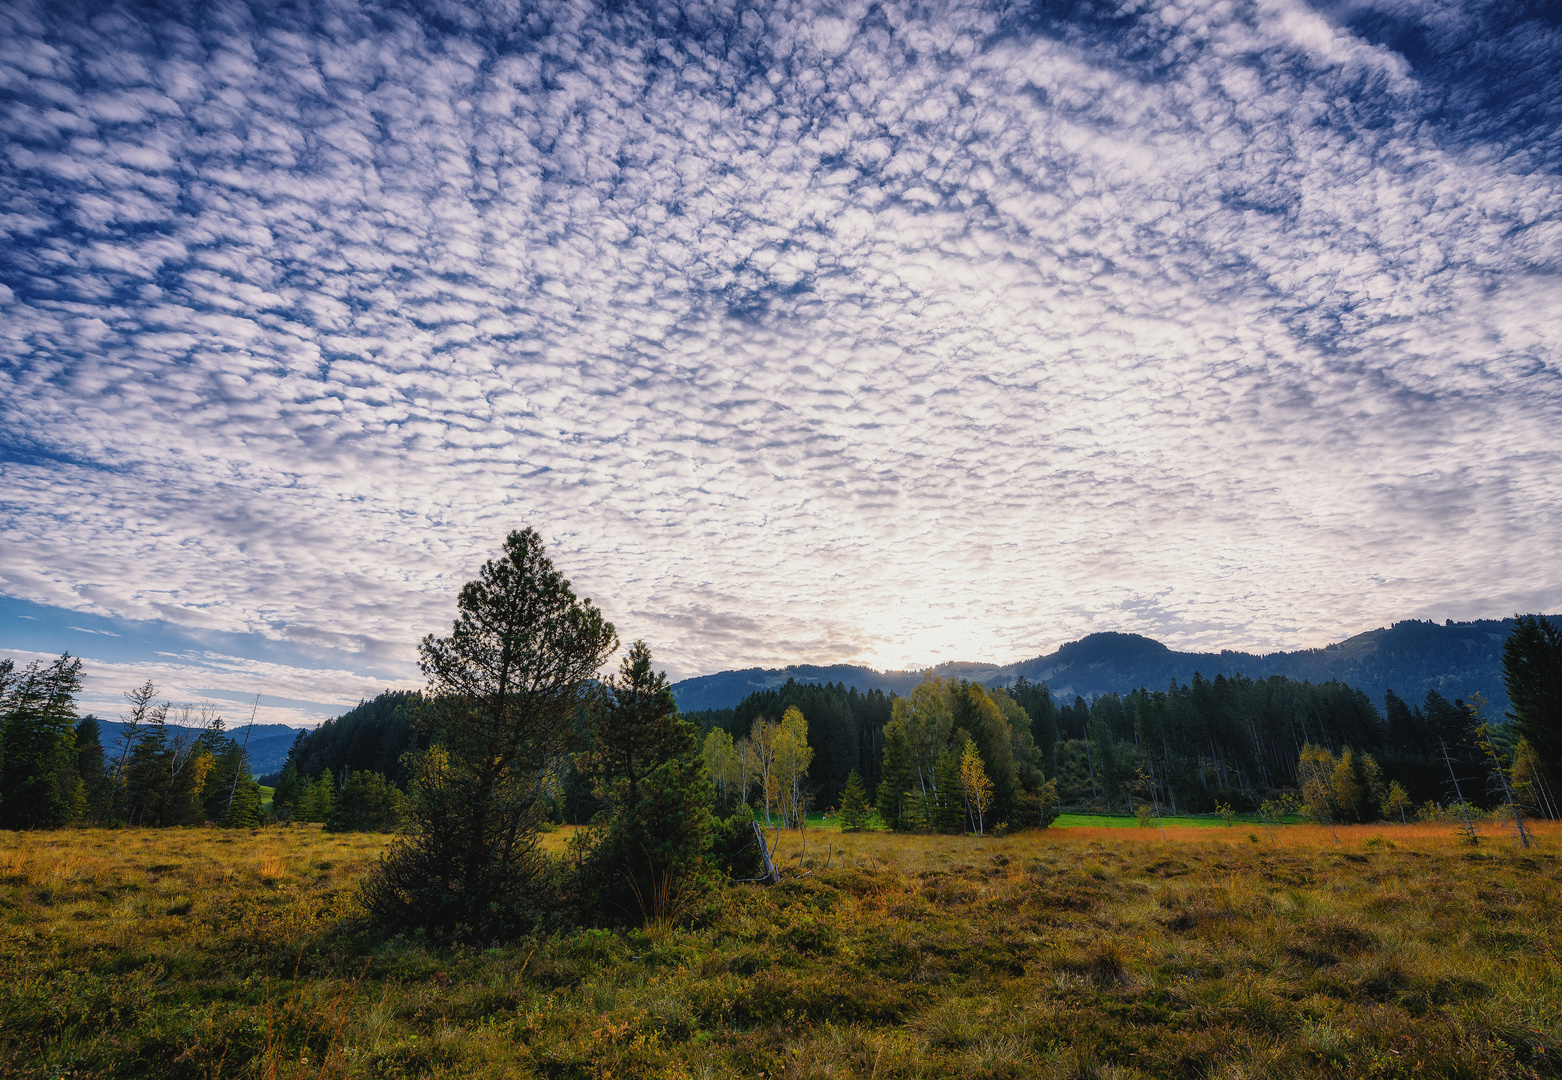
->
xmin=1 ymin=0 xmax=1560 ymax=714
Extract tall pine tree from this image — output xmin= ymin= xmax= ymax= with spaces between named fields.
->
xmin=363 ymin=528 xmax=617 ymax=940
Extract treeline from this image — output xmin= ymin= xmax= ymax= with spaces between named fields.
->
xmin=681 ymin=620 xmax=1562 ymax=828
xmin=685 ymin=680 xmax=891 ymax=807
xmin=0 ymin=657 xmax=262 ymax=828
xmin=262 ymin=690 xmax=422 ymax=829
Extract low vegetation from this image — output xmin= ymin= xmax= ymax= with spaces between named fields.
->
xmin=3 ymin=821 xmax=1558 ymax=1079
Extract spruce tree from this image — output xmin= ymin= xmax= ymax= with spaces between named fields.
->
xmin=0 ymin=655 xmax=85 ymax=829
xmin=1505 ymin=615 xmax=1562 ymax=774
xmin=326 ymin=771 xmax=406 ymax=832
xmin=573 ymin=641 xmax=713 ymax=924
xmin=876 ymin=720 xmax=914 ymax=830
xmin=363 ymin=528 xmax=616 ymax=940
xmin=271 ymin=761 xmax=303 ymax=820
xmin=837 ymin=769 xmax=870 ymax=831
xmin=224 ymin=777 xmax=262 ymax=828
xmin=932 ymin=749 xmax=963 ymax=833
xmin=74 ymin=716 xmax=112 ymax=824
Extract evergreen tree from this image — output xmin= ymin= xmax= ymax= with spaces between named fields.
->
xmin=876 ymin=719 xmax=914 ymax=830
xmin=297 ymin=769 xmax=337 ymax=823
xmin=0 ymin=654 xmax=85 ymax=829
xmin=363 ymin=528 xmax=617 ymax=940
xmin=953 ymin=682 xmax=1018 ymax=825
xmin=326 ymin=771 xmax=406 ymax=832
xmin=932 ymin=749 xmax=963 ymax=833
xmin=580 ymin=642 xmax=685 ymax=811
xmin=117 ymin=720 xmax=171 ymax=825
xmin=837 ymin=768 xmax=870 ymax=831
xmin=271 ymin=761 xmax=303 ymax=820
xmin=1009 ymin=676 xmax=1058 ymax=775
xmin=573 ymin=641 xmax=713 ymax=923
xmin=1504 ymin=615 xmax=1562 ymax=774
xmin=225 ymin=776 xmax=263 ymax=828
xmin=74 ymin=715 xmax=112 ymax=824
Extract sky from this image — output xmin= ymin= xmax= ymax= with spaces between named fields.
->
xmin=2 ymin=0 xmax=1559 ymax=728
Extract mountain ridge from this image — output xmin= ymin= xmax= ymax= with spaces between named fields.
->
xmin=669 ymin=617 xmax=1553 ymax=716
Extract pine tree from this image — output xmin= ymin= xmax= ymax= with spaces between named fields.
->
xmin=837 ymin=768 xmax=870 ymax=831
xmin=363 ymin=528 xmax=617 ymax=940
xmin=580 ymin=641 xmax=686 ymax=811
xmin=298 ymin=769 xmax=336 ymax=823
xmin=118 ymin=721 xmax=172 ymax=825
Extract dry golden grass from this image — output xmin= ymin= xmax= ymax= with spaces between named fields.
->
xmin=2 ymin=821 xmax=1559 ymax=1079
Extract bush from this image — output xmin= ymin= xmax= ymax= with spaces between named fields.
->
xmin=710 ymin=803 xmax=763 ymax=880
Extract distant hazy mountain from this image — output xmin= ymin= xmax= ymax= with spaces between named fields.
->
xmin=97 ymin=721 xmax=302 ymax=776
xmin=670 ymin=617 xmax=1552 ymax=718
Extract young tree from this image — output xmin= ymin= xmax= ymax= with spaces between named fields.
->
xmin=748 ymin=718 xmax=780 ymax=826
xmin=837 ymin=769 xmax=870 ymax=831
xmin=363 ymin=528 xmax=617 ymax=940
xmin=573 ymin=641 xmax=712 ymax=924
xmin=702 ymin=727 xmax=739 ymax=810
xmin=959 ymin=739 xmax=994 ymax=836
xmin=1383 ymin=780 xmax=1412 ymax=824
xmin=580 ymin=642 xmax=686 ymax=811
xmin=775 ymin=706 xmax=813 ymax=828
xmin=1297 ymin=743 xmax=1342 ymax=842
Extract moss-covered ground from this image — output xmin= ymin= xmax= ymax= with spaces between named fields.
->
xmin=2 ymin=821 xmax=1559 ymax=1078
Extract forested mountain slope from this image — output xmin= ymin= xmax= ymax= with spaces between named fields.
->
xmin=670 ymin=617 xmax=1549 ymax=717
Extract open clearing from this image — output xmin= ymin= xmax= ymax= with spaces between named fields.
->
xmin=3 ymin=823 xmax=1560 ymax=1079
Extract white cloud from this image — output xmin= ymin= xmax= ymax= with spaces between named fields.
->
xmin=0 ymin=0 xmax=1558 ymax=690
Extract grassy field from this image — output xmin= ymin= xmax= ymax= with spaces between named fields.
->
xmin=2 ymin=822 xmax=1559 ymax=1079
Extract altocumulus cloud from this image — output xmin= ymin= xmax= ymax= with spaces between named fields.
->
xmin=1 ymin=0 xmax=1560 ymax=694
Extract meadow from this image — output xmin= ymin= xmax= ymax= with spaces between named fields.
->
xmin=2 ymin=821 xmax=1559 ymax=1079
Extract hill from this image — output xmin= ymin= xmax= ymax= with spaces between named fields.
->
xmin=669 ymin=616 xmax=1551 ymax=716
